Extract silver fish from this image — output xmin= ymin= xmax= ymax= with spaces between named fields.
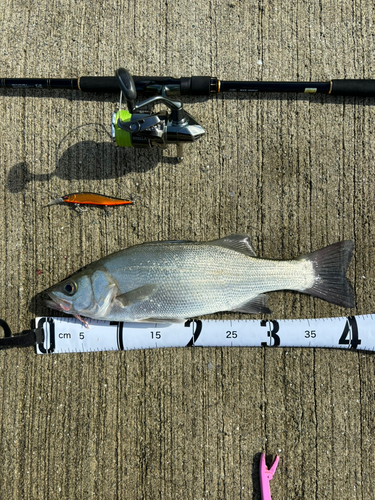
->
xmin=46 ymin=235 xmax=355 ymax=324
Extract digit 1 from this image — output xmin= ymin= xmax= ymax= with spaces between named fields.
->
xmin=260 ymin=320 xmax=280 ymax=347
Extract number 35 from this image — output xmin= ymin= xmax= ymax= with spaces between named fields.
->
xmin=305 ymin=330 xmax=316 ymax=338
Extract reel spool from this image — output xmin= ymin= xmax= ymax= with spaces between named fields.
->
xmin=111 ymin=68 xmax=205 ymax=161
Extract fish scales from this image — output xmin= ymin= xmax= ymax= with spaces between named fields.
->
xmin=101 ymin=244 xmax=309 ymax=314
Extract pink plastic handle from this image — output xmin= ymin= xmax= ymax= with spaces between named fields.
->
xmin=259 ymin=453 xmax=279 ymax=500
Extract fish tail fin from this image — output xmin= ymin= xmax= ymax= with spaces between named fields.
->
xmin=300 ymin=240 xmax=355 ymax=308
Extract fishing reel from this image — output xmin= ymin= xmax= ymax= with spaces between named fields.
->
xmin=111 ymin=68 xmax=205 ymax=162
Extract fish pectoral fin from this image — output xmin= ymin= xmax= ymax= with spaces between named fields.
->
xmin=231 ymin=294 xmax=271 ymax=314
xmin=211 ymin=234 xmax=257 ymax=257
xmin=116 ymin=284 xmax=159 ymax=307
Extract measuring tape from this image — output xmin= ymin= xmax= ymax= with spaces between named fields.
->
xmin=34 ymin=315 xmax=374 ymax=354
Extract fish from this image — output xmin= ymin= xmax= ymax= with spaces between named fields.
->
xmin=45 ymin=234 xmax=355 ymax=324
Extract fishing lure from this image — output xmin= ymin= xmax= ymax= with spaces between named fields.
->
xmin=48 ymin=192 xmax=133 ymax=211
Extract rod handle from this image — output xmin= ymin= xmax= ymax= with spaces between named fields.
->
xmin=78 ymin=75 xmax=214 ymax=95
xmin=330 ymin=79 xmax=375 ymax=97
xmin=79 ymin=76 xmax=119 ymax=92
xmin=180 ymin=76 xmax=212 ymax=95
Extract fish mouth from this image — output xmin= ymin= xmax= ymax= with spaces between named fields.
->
xmin=46 ymin=295 xmax=72 ymax=313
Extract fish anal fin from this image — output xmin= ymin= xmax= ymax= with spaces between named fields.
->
xmin=231 ymin=294 xmax=271 ymax=314
xmin=211 ymin=234 xmax=256 ymax=257
xmin=116 ymin=284 xmax=159 ymax=307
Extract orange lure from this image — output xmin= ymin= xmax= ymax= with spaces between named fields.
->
xmin=48 ymin=192 xmax=133 ymax=207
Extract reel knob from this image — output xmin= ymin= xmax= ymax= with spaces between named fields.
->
xmin=115 ymin=67 xmax=137 ymax=112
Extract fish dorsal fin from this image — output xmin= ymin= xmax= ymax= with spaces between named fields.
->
xmin=145 ymin=240 xmax=193 ymax=245
xmin=210 ymin=234 xmax=256 ymax=257
xmin=116 ymin=284 xmax=158 ymax=307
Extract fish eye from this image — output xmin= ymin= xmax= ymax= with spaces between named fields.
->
xmin=63 ymin=282 xmax=77 ymax=295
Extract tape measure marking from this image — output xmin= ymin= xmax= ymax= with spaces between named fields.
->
xmin=34 ymin=315 xmax=375 ymax=354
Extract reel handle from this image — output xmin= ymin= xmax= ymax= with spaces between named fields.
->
xmin=115 ymin=67 xmax=137 ymax=111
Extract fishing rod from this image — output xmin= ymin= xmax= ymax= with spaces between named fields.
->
xmin=2 ymin=73 xmax=375 ymax=97
xmin=2 ymin=68 xmax=375 ymax=161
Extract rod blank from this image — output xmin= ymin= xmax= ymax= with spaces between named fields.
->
xmin=1 ymin=76 xmax=375 ymax=97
